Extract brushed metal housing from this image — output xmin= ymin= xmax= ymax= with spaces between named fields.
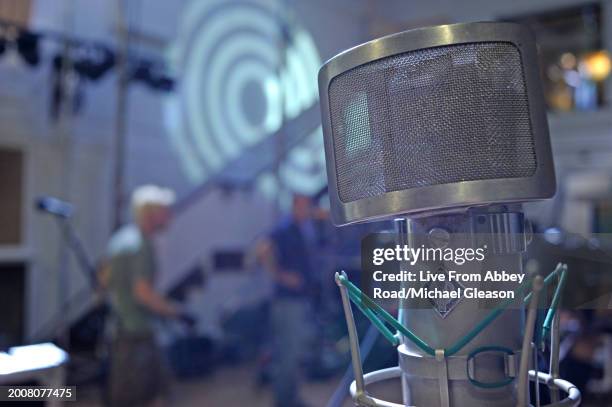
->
xmin=318 ymin=22 xmax=556 ymax=226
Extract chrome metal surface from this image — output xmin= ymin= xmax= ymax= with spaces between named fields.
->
xmin=347 ymin=367 xmax=580 ymax=407
xmin=349 ymin=367 xmax=408 ymax=407
xmin=529 ymin=371 xmax=582 ymax=407
xmin=397 ymin=212 xmax=525 ymax=406
xmin=470 ymin=211 xmax=527 ymax=254
xmin=336 ymin=271 xmax=365 ymax=395
xmin=319 ymin=22 xmax=555 ymax=225
xmin=398 ymin=347 xmax=520 ymax=381
xmin=550 ymin=305 xmax=561 ymax=403
xmin=518 ymin=276 xmax=544 ymax=407
xmin=428 ymin=228 xmax=451 ymax=248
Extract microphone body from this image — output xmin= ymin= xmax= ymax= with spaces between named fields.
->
xmin=394 ymin=209 xmax=526 ymax=406
xmin=319 ymin=22 xmax=563 ymax=406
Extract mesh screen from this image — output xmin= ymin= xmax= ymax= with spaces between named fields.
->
xmin=328 ymin=42 xmax=537 ymax=203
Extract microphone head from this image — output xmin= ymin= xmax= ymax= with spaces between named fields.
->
xmin=318 ymin=22 xmax=556 ymax=226
xmin=36 ymin=196 xmax=74 ymax=218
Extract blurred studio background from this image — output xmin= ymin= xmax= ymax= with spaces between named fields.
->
xmin=1 ymin=0 xmax=612 ymax=406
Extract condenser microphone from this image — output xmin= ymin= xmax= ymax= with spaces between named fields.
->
xmin=319 ymin=22 xmax=578 ymax=407
xmin=36 ymin=196 xmax=74 ymax=218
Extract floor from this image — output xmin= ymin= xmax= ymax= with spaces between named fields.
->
xmin=74 ymin=363 xmax=600 ymax=407
xmin=75 ymin=363 xmax=401 ymax=407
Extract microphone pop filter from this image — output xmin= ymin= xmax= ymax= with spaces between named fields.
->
xmin=318 ymin=22 xmax=555 ymax=225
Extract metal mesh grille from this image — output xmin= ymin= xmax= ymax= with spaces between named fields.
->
xmin=328 ymin=42 xmax=537 ymax=203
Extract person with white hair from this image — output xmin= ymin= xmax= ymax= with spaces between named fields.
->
xmin=105 ymin=185 xmax=194 ymax=407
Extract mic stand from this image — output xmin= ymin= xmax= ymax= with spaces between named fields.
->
xmin=33 ymin=215 xmax=99 ymax=348
xmin=55 ymin=215 xmax=99 ymax=350
xmin=55 ymin=217 xmax=97 ymax=290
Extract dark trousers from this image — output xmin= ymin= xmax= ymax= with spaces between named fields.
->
xmin=108 ymin=332 xmax=171 ymax=407
xmin=271 ymin=298 xmax=308 ymax=407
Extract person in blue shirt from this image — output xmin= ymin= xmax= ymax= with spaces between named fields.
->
xmin=258 ymin=194 xmax=318 ymax=407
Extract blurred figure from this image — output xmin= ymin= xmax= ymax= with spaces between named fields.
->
xmin=258 ymin=194 xmax=318 ymax=407
xmin=105 ymin=185 xmax=194 ymax=407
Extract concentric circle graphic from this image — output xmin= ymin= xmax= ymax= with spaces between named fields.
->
xmin=165 ymin=0 xmax=325 ymax=200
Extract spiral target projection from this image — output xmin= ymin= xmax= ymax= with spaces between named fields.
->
xmin=257 ymin=125 xmax=327 ymax=207
xmin=165 ymin=0 xmax=324 ymax=199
